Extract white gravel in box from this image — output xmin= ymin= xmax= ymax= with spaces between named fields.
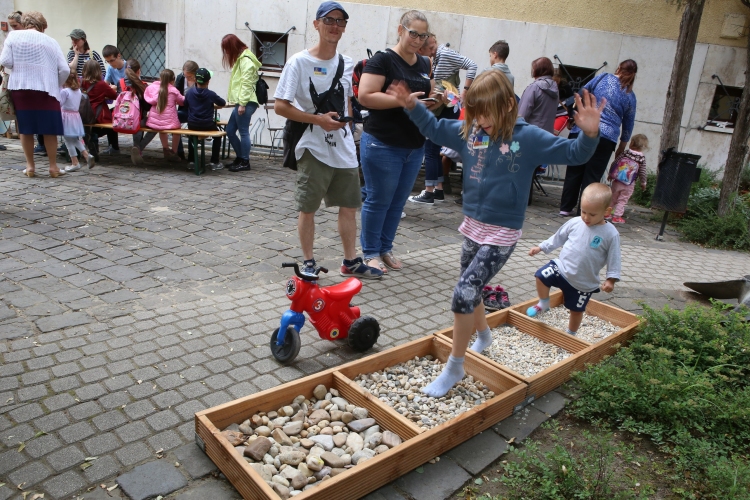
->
xmin=535 ymin=306 xmax=621 ymax=343
xmin=475 ymin=325 xmax=571 ymax=377
xmin=354 ymin=355 xmax=495 ymax=430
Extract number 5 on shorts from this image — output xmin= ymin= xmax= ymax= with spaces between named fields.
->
xmin=576 ymin=293 xmax=587 ymax=308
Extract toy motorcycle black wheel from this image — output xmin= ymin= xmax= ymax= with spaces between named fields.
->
xmin=347 ymin=316 xmax=380 ymax=352
xmin=271 ymin=326 xmax=301 ymax=363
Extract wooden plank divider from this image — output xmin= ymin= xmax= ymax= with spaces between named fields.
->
xmin=332 ymin=372 xmax=423 ymax=439
xmin=196 ymin=336 xmax=527 ymax=500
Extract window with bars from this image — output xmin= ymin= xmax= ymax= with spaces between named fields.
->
xmin=557 ymin=65 xmax=599 ymax=94
xmin=117 ymin=19 xmax=166 ymax=81
xmin=252 ymin=32 xmax=288 ymax=70
xmin=707 ymin=85 xmax=742 ymax=130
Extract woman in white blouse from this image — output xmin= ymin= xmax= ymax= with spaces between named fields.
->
xmin=0 ymin=11 xmax=70 ymax=177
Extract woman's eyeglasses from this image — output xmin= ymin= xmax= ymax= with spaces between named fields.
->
xmin=320 ymin=16 xmax=348 ymax=27
xmin=401 ymin=25 xmax=430 ymax=41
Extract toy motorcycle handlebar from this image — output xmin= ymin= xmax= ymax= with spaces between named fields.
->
xmin=282 ymin=262 xmax=328 ymax=278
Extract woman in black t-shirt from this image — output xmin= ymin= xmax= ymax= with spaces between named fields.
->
xmin=358 ymin=10 xmax=438 ymax=273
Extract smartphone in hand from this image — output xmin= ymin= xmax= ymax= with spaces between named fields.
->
xmin=420 ymin=98 xmax=438 ymax=103
xmin=333 ymin=116 xmax=354 ymax=123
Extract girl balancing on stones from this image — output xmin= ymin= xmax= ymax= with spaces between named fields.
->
xmin=385 ymin=69 xmax=606 ymax=397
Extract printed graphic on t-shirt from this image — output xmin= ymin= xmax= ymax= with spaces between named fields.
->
xmin=472 ymin=135 xmax=489 ymax=149
xmin=314 ymin=67 xmax=327 ymax=76
xmin=590 ymin=236 xmax=603 ymax=248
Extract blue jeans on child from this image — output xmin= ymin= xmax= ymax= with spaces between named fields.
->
xmin=360 ymin=132 xmax=424 ymax=260
xmin=423 ymin=107 xmax=459 ymax=187
xmin=226 ymin=103 xmax=258 ymax=160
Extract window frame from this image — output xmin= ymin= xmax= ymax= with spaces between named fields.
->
xmin=116 ymin=18 xmax=167 ymax=81
xmin=706 ymin=85 xmax=742 ymax=130
xmin=252 ymin=31 xmax=289 ymax=72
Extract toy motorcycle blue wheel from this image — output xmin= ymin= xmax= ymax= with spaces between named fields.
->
xmin=271 ymin=326 xmax=301 ymax=363
xmin=347 ymin=316 xmax=380 ymax=352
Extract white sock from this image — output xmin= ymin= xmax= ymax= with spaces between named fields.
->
xmin=422 ymin=355 xmax=464 ymax=398
xmin=470 ymin=327 xmax=492 ymax=353
xmin=527 ymin=298 xmax=550 ymax=317
xmin=566 ymin=328 xmax=577 ymax=336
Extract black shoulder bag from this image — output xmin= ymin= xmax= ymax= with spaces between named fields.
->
xmin=282 ymin=55 xmax=345 ymax=171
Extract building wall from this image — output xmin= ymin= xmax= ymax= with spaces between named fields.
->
xmin=6 ymin=0 xmax=746 ymax=173
xmin=8 ymin=0 xmax=117 ymax=56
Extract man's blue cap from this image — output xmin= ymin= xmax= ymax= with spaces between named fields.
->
xmin=316 ymin=1 xmax=349 ymax=19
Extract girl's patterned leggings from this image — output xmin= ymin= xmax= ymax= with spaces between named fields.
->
xmin=451 ymin=237 xmax=516 ymax=314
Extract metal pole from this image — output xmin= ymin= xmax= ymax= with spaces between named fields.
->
xmin=656 ymin=211 xmax=669 ymax=241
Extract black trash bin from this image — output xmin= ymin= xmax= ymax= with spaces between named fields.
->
xmin=651 ymin=148 xmax=702 ymax=214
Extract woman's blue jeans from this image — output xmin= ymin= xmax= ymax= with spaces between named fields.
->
xmin=360 ymin=132 xmax=424 ymax=260
xmin=424 ymin=107 xmax=459 ymax=186
xmin=226 ymin=103 xmax=258 ymax=160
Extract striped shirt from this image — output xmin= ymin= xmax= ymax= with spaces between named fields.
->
xmin=433 ymin=45 xmax=477 ymax=85
xmin=67 ymin=50 xmax=105 ymax=79
xmin=459 ymin=216 xmax=522 ymax=247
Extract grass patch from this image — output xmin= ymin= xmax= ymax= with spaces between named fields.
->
xmin=569 ymin=303 xmax=750 ymax=498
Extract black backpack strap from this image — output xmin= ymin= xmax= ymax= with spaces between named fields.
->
xmin=306 ymin=54 xmax=346 ymax=131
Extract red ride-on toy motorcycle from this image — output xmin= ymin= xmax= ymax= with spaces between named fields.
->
xmin=271 ymin=262 xmax=380 ymax=363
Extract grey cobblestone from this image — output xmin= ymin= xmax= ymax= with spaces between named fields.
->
xmin=48 ymin=445 xmax=86 ymax=471
xmin=116 ymin=421 xmax=151 ymax=443
xmin=43 ymin=469 xmax=87 ymax=498
xmin=0 ymin=140 xmax=741 ymax=500
xmin=8 ymin=461 xmax=52 ymax=488
xmin=59 ymin=421 xmax=96 ymax=444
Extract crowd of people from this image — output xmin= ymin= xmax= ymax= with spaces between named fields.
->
xmin=2 ymin=3 xmax=644 ymax=398
xmin=0 ymin=11 xmax=261 ymax=175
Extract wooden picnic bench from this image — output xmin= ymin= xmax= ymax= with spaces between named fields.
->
xmin=85 ymin=123 xmax=226 ymax=176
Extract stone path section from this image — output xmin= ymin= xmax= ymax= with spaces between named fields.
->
xmin=0 ymin=136 xmax=744 ymax=499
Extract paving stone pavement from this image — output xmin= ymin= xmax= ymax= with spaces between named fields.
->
xmin=1 ymin=135 xmax=747 ymax=499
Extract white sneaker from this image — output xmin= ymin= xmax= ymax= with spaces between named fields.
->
xmin=209 ymin=162 xmax=223 ymax=171
xmin=401 ymin=212 xmax=406 ymax=219
xmin=65 ymin=164 xmax=81 ymax=172
xmin=87 ymin=155 xmax=95 ymax=169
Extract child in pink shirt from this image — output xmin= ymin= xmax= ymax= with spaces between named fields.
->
xmin=144 ymin=69 xmax=184 ymax=161
xmin=608 ymin=134 xmax=648 ymax=223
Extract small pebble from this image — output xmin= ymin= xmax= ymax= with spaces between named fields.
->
xmin=534 ymin=306 xmax=620 ymax=343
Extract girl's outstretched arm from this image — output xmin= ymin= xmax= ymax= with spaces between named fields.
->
xmin=387 ymin=80 xmax=466 ymax=154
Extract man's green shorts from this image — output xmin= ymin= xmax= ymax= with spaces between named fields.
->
xmin=295 ymin=150 xmax=362 ymax=213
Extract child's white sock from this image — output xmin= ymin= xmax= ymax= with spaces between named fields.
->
xmin=566 ymin=328 xmax=577 ymax=336
xmin=526 ymin=298 xmax=550 ymax=317
xmin=470 ymin=327 xmax=492 ymax=353
xmin=422 ymin=355 xmax=464 ymax=398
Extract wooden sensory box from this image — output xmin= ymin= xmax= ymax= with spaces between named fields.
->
xmin=195 ymin=335 xmax=527 ymax=500
xmin=437 ymin=290 xmax=641 ymax=402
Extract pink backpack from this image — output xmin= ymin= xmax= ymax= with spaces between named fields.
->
xmin=112 ymin=78 xmax=141 ymax=134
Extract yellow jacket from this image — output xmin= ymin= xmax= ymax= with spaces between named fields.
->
xmin=227 ymin=49 xmax=261 ymax=106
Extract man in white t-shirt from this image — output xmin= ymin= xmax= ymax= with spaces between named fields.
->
xmin=275 ymin=1 xmax=382 ymax=280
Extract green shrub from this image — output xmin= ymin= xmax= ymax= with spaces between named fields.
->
xmin=569 ymin=303 xmax=750 ymax=496
xmin=498 ymin=431 xmax=652 ymax=500
xmin=630 ymin=173 xmax=656 ymax=207
xmin=677 ymin=194 xmax=750 ymax=251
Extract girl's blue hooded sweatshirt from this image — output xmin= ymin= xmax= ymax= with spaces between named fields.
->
xmin=405 ymin=103 xmax=600 ymax=229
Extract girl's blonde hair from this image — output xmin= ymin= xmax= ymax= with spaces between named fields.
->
xmin=63 ymin=72 xmax=80 ymax=90
xmin=7 ymin=11 xmax=22 ymax=23
xmin=461 ymin=69 xmax=518 ymax=143
xmin=82 ymin=59 xmax=102 ymax=85
xmin=157 ymin=69 xmax=175 ymax=114
xmin=629 ymin=134 xmax=649 ymax=152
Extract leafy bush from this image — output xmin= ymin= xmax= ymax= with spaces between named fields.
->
xmin=570 ymin=303 xmax=750 ymax=497
xmin=677 ymin=194 xmax=750 ymax=251
xmin=498 ymin=430 xmax=652 ymax=500
xmin=630 ymin=173 xmax=657 ymax=207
